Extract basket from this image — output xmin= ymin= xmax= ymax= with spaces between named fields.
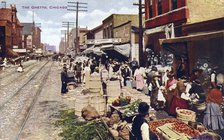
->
xmin=194 ymin=102 xmax=206 ymax=111
xmin=176 ymin=108 xmax=196 ymax=122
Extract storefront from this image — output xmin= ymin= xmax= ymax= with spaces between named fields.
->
xmin=160 ymin=30 xmax=224 ymax=76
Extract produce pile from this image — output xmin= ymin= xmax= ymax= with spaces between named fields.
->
xmin=171 ymin=122 xmax=200 ymax=137
xmin=122 ymin=99 xmax=142 ymax=117
xmin=149 ymin=118 xmax=179 ymax=133
xmin=112 ymin=96 xmax=131 ymax=106
xmin=55 ymin=109 xmax=114 ymax=140
xmin=150 ymin=118 xmax=209 ymax=139
xmin=179 ymin=110 xmax=194 ymax=115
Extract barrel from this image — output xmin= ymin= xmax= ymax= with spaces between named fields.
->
xmin=75 ymin=95 xmax=89 ymax=116
xmin=89 ymin=88 xmax=101 ymax=96
xmin=89 ymin=75 xmax=102 ymax=89
xmin=107 ymin=80 xmax=121 ymax=97
xmin=90 ymin=96 xmax=106 ymax=116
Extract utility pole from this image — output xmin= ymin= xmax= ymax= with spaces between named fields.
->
xmin=62 ymin=22 xmax=75 ymax=54
xmin=67 ymin=1 xmax=87 ymax=55
xmin=61 ymin=30 xmax=67 ymax=54
xmin=1 ymin=1 xmax=6 ymax=8
xmin=134 ymin=0 xmax=145 ymax=67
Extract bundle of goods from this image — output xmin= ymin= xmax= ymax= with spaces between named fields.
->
xmin=176 ymin=108 xmax=196 ymax=122
xmin=112 ymin=96 xmax=131 ymax=106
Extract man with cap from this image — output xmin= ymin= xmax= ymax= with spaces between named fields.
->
xmin=61 ymin=66 xmax=68 ymax=94
xmin=131 ymin=102 xmax=150 ymax=140
xmin=121 ymin=64 xmax=131 ymax=86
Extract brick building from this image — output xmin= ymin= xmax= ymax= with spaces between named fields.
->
xmin=144 ymin=0 xmax=224 ymax=53
xmin=0 ymin=5 xmax=22 ymax=58
xmin=83 ymin=14 xmax=139 ymax=61
xmin=21 ymin=23 xmax=42 ymax=53
xmin=144 ymin=0 xmax=224 ymax=75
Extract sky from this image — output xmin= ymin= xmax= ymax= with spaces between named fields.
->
xmin=4 ymin=0 xmax=139 ymax=51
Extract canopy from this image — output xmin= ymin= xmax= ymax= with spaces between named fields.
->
xmin=93 ymin=47 xmax=105 ymax=55
xmin=81 ymin=45 xmax=95 ymax=55
xmin=114 ymin=44 xmax=130 ymax=57
xmin=6 ymin=48 xmax=19 ymax=57
xmin=101 ymin=43 xmax=130 ymax=57
xmin=159 ymin=30 xmax=224 ymax=45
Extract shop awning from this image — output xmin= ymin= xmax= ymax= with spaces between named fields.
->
xmin=6 ymin=48 xmax=19 ymax=57
xmin=160 ymin=30 xmax=224 ymax=59
xmin=81 ymin=45 xmax=94 ymax=54
xmin=100 ymin=44 xmax=114 ymax=50
xmin=114 ymin=44 xmax=130 ymax=57
xmin=101 ymin=43 xmax=130 ymax=57
xmin=159 ymin=30 xmax=224 ymax=45
xmin=93 ymin=47 xmax=105 ymax=55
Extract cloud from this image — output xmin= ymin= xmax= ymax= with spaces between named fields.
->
xmin=13 ymin=0 xmax=138 ymax=49
xmin=62 ymin=6 xmax=138 ymax=29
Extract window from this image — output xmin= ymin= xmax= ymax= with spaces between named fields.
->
xmin=158 ymin=0 xmax=162 ymax=15
xmin=172 ymin=0 xmax=177 ymax=10
xmin=148 ymin=0 xmax=153 ymax=18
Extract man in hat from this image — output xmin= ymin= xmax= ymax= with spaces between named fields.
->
xmin=61 ymin=66 xmax=68 ymax=94
xmin=131 ymin=102 xmax=150 ymax=140
xmin=121 ymin=64 xmax=131 ymax=86
xmin=131 ymin=58 xmax=138 ymax=75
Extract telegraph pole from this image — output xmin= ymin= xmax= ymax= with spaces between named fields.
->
xmin=134 ymin=0 xmax=145 ymax=67
xmin=67 ymin=1 xmax=87 ymax=55
xmin=61 ymin=30 xmax=67 ymax=54
xmin=62 ymin=21 xmax=75 ymax=54
xmin=1 ymin=1 xmax=6 ymax=8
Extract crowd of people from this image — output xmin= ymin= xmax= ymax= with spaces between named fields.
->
xmin=60 ymin=55 xmax=224 ymax=139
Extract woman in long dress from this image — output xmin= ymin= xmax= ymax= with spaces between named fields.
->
xmin=203 ymin=88 xmax=224 ymax=130
xmin=168 ymin=80 xmax=189 ymax=115
xmin=134 ymin=66 xmax=145 ymax=91
xmin=83 ymin=62 xmax=91 ymax=88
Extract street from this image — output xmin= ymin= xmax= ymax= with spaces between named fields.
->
xmin=0 ymin=0 xmax=224 ymax=140
xmin=0 ymin=60 xmax=79 ymax=140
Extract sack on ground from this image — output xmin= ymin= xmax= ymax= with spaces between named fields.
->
xmin=81 ymin=105 xmax=100 ymax=121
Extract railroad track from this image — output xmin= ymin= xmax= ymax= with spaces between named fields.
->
xmin=0 ymin=61 xmax=49 ymax=109
xmin=0 ymin=60 xmax=37 ymax=80
xmin=0 ymin=61 xmax=48 ymax=108
xmin=0 ymin=61 xmax=53 ymax=140
xmin=0 ymin=62 xmax=40 ymax=88
xmin=15 ymin=61 xmax=52 ymax=140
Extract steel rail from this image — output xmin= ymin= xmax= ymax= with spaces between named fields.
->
xmin=15 ymin=62 xmax=53 ymax=140
xmin=0 ymin=61 xmax=37 ymax=80
xmin=0 ymin=62 xmax=40 ymax=88
xmin=0 ymin=61 xmax=49 ymax=110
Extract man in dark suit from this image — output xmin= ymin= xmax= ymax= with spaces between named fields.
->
xmin=61 ymin=66 xmax=68 ymax=94
xmin=121 ymin=64 xmax=131 ymax=86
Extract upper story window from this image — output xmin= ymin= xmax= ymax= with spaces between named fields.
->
xmin=148 ymin=0 xmax=153 ymax=18
xmin=158 ymin=0 xmax=162 ymax=15
xmin=172 ymin=0 xmax=177 ymax=10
